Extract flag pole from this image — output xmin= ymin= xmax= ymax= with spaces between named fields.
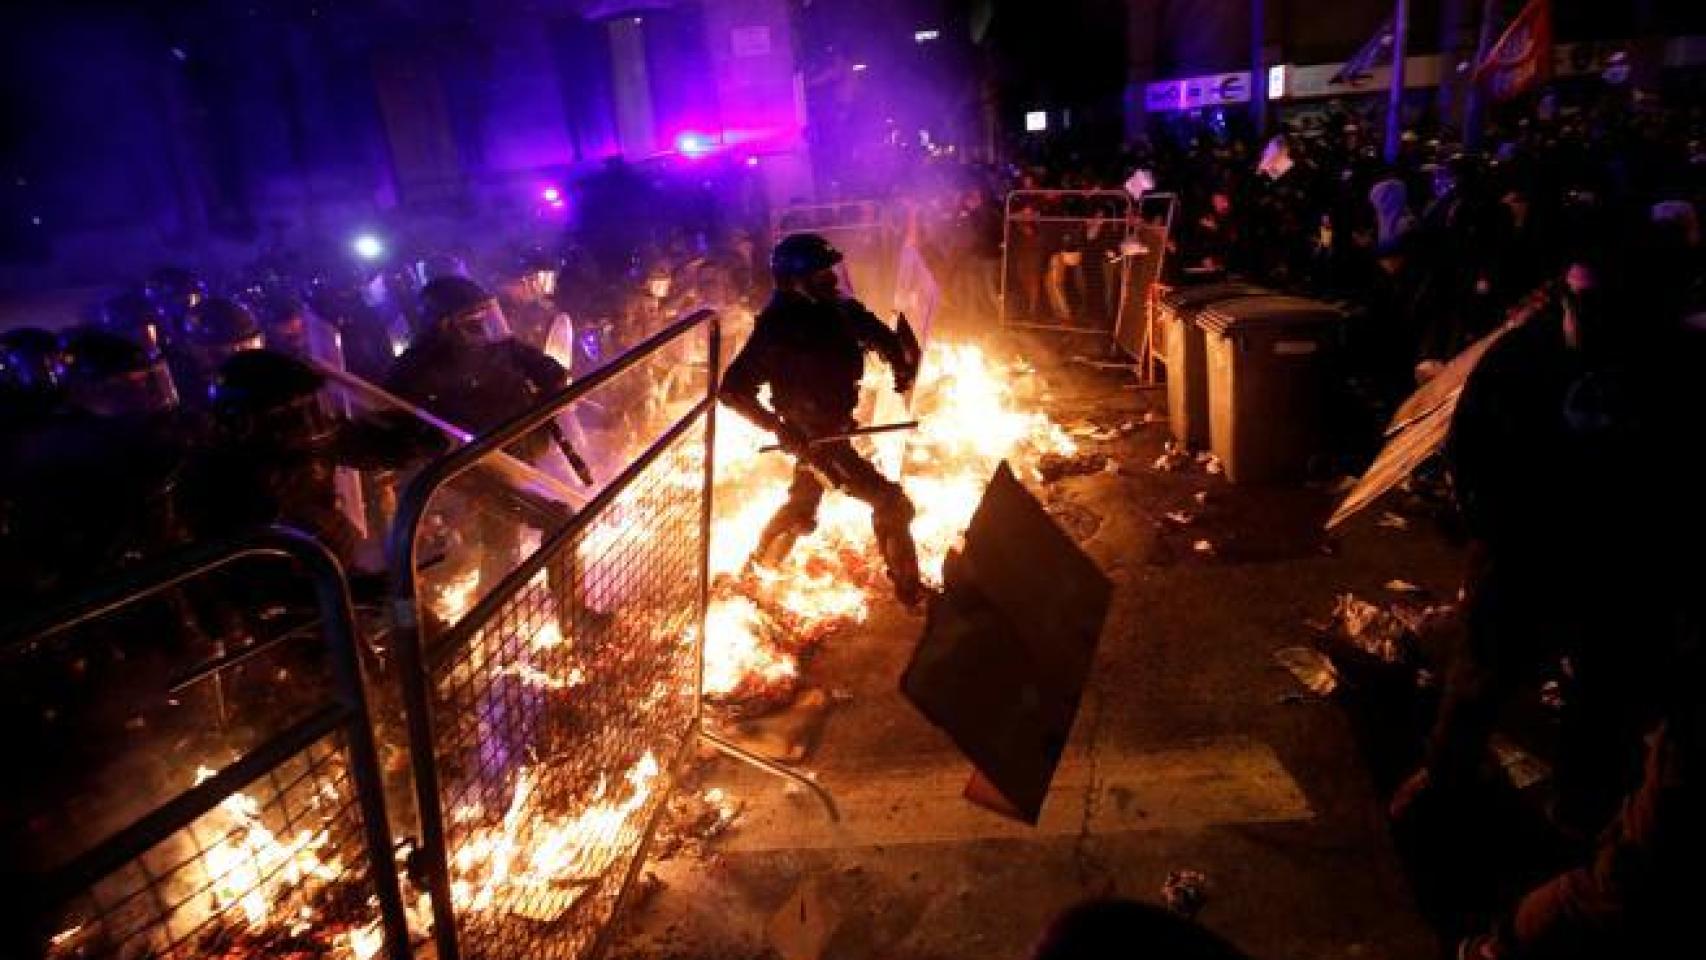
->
xmin=1251 ymin=0 xmax=1269 ymax=136
xmin=1464 ymin=0 xmax=1500 ymax=150
xmin=1384 ymin=0 xmax=1411 ymax=163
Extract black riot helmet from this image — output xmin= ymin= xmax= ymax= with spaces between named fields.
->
xmin=256 ymin=293 xmax=314 ymax=359
xmin=210 ymin=349 xmax=334 ymax=449
xmin=770 ymin=233 xmax=844 ymax=281
xmin=58 ymin=327 xmax=180 ymax=416
xmin=183 ymin=297 xmax=264 ymax=351
xmin=0 ymin=327 xmax=63 ymax=398
xmin=419 ymin=275 xmax=506 ymax=344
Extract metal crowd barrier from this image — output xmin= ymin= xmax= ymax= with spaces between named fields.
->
xmin=388 ymin=309 xmax=831 ymax=960
xmin=999 ymin=189 xmax=1136 ymax=338
xmin=1112 ymin=192 xmax=1180 ymax=380
xmin=4 ymin=528 xmax=410 ymax=960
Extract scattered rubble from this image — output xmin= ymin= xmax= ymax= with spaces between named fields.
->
xmin=1038 ymin=451 xmax=1111 ymax=482
xmin=1163 ymin=511 xmax=1195 ymax=526
xmin=1274 ymin=647 xmax=1341 ymax=696
xmin=1383 ymin=579 xmax=1425 ymax=595
xmin=1490 ymin=736 xmax=1552 ymax=791
xmin=1376 ymin=512 xmax=1411 ymax=531
xmin=1191 ymin=539 xmax=1215 ymax=556
xmin=1326 ymin=593 xmax=1457 ymax=665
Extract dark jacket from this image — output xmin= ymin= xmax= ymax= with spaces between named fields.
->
xmin=720 ymin=290 xmax=909 ymax=435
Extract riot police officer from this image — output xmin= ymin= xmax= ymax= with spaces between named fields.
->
xmin=720 ymin=233 xmax=925 ymax=608
xmin=2 ymin=329 xmax=186 ymax=604
xmin=179 ymin=349 xmax=446 ymax=571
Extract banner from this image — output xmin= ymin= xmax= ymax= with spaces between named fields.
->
xmin=1474 ymin=0 xmax=1553 ymax=102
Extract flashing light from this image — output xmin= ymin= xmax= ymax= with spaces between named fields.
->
xmin=745 ymin=155 xmax=761 ymax=168
xmin=914 ymin=30 xmax=940 ymax=43
xmin=851 ymin=62 xmax=868 ymax=73
xmin=352 ymin=233 xmax=384 ymax=260
xmin=1024 ymin=110 xmax=1048 ymax=133
xmin=541 ymin=186 xmax=561 ymax=203
xmin=1267 ymin=64 xmax=1288 ymax=99
xmin=676 ymin=132 xmax=714 ymax=158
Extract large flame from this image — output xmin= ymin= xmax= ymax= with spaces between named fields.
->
xmin=703 ymin=339 xmax=1074 ymax=704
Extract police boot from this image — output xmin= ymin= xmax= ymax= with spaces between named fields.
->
xmin=878 ymin=527 xmax=926 ymax=611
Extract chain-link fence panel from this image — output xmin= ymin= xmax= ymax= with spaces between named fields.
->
xmin=999 ymin=190 xmax=1134 ymax=338
xmin=391 ymin=312 xmax=719 ymax=960
xmin=1112 ymin=193 xmax=1180 ymax=378
xmin=4 ymin=530 xmax=409 ymax=960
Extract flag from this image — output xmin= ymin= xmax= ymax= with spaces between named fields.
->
xmin=1331 ymin=9 xmax=1398 ymax=85
xmin=1474 ymin=0 xmax=1553 ymax=103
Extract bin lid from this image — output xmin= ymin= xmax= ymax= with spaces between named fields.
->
xmin=1159 ymin=282 xmax=1269 ymax=315
xmin=1197 ymin=295 xmax=1343 ymax=337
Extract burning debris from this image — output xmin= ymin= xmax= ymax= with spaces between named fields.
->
xmin=47 ymin=762 xmax=395 ymax=960
xmin=1324 ymin=593 xmax=1457 ymax=666
xmin=703 ymin=340 xmax=1077 ymax=714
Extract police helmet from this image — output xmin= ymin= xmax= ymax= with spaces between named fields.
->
xmin=770 ymin=233 xmax=843 ymax=280
xmin=183 ymin=297 xmax=265 ymax=350
xmin=58 ymin=327 xmax=180 ymax=414
xmin=419 ymin=276 xmax=502 ymax=338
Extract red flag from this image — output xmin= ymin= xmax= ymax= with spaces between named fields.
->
xmin=1473 ymin=0 xmax=1553 ymax=102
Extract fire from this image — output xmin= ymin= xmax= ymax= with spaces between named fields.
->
xmin=703 ymin=339 xmax=1074 ymax=704
xmin=448 ymin=752 xmax=662 ymax=920
xmin=49 ymin=766 xmax=384 ymax=960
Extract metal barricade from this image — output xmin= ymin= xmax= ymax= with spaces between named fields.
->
xmin=4 ymin=528 xmax=410 ymax=960
xmin=1112 ymin=193 xmax=1180 ymax=380
xmin=999 ymin=190 xmax=1135 ymax=338
xmin=389 ymin=309 xmax=829 ymax=960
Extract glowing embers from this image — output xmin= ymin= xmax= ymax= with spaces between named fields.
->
xmin=47 ymin=746 xmax=386 ymax=960
xmin=449 ymin=753 xmax=662 ymax=923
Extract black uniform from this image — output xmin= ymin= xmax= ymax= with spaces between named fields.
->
xmin=720 ymin=288 xmax=923 ymax=603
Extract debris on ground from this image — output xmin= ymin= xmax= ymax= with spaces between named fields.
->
xmin=1192 ymin=539 xmax=1216 ymax=556
xmin=1202 ymin=455 xmax=1224 ymax=476
xmin=1490 ymin=736 xmax=1552 ymax=791
xmin=1377 ymin=512 xmax=1411 ymax=531
xmin=1327 ymin=593 xmax=1457 ymax=665
xmin=1384 ymin=579 xmax=1426 ymax=595
xmin=1162 ymin=869 xmax=1210 ymax=919
xmin=652 ymin=785 xmax=744 ymax=861
xmin=1120 ymin=420 xmax=1139 ymax=434
xmin=1274 ymin=647 xmax=1341 ymax=696
xmin=1152 ymin=442 xmax=1192 ymax=472
xmin=1193 ymin=490 xmax=1209 ymax=505
xmin=1142 ymin=411 xmax=1163 ymax=424
xmin=1164 ymin=510 xmax=1195 ymax=526
xmin=1039 ymin=451 xmax=1111 ymax=482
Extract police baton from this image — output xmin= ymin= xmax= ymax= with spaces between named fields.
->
xmin=759 ymin=420 xmax=919 ymax=453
